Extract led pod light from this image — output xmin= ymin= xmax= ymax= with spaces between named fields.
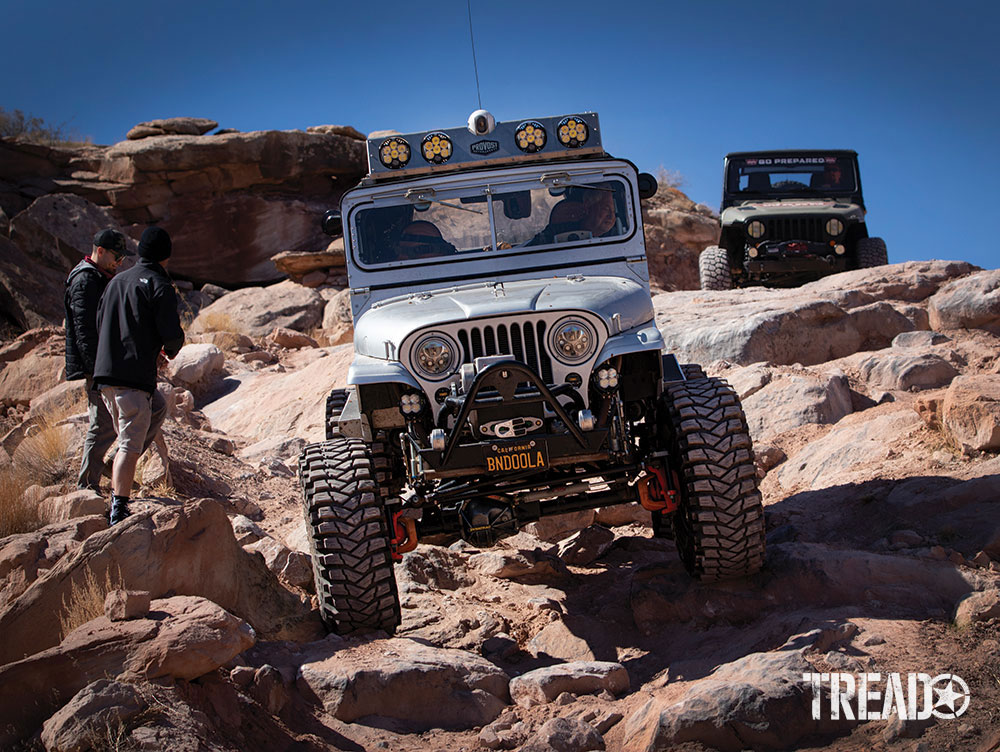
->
xmin=400 ymin=393 xmax=425 ymax=415
xmin=379 ymin=137 xmax=411 ymax=169
xmin=411 ymin=333 xmax=459 ymax=380
xmin=515 ymin=121 xmax=546 ymax=153
xmin=549 ymin=317 xmax=597 ymax=365
xmin=595 ymin=367 xmax=619 ymax=390
xmin=557 ymin=117 xmax=588 ymax=148
xmin=421 ymin=132 xmax=453 ymax=164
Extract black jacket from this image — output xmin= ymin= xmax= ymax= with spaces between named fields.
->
xmin=64 ymin=259 xmax=111 ymax=380
xmin=94 ymin=259 xmax=184 ymax=393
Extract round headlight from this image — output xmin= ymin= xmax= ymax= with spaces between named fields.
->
xmin=747 ymin=220 xmax=765 ymax=240
xmin=412 ymin=334 xmax=458 ymax=380
xmin=515 ymin=121 xmax=547 ymax=153
xmin=421 ymin=132 xmax=453 ymax=164
xmin=557 ymin=117 xmax=589 ymax=148
xmin=549 ymin=318 xmax=597 ymax=364
xmin=379 ymin=137 xmax=411 ymax=169
xmin=825 ymin=218 xmax=844 ymax=237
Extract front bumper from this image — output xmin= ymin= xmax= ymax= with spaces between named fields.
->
xmin=746 ymin=241 xmax=848 ymax=275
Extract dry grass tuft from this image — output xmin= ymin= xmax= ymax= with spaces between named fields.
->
xmin=59 ymin=566 xmax=121 ymax=639
xmin=15 ymin=420 xmax=72 ymax=486
xmin=0 ymin=465 xmax=41 ymax=538
xmin=200 ymin=312 xmax=239 ymax=333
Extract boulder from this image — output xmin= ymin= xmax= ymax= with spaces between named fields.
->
xmin=510 ymin=662 xmax=629 ymax=707
xmin=892 ymin=330 xmax=950 ymax=349
xmin=525 ymin=510 xmax=597 ymax=542
xmin=741 ymin=371 xmax=852 ymax=440
xmin=928 ymin=269 xmax=1000 ymax=333
xmin=37 ymin=489 xmax=106 ymax=524
xmin=856 ymin=351 xmax=958 ymax=392
xmin=0 ymin=595 xmax=254 ymax=748
xmin=941 ymin=374 xmax=1000 ymax=453
xmin=0 ymin=236 xmax=68 ymax=329
xmin=776 ymin=410 xmax=923 ymax=491
xmin=104 ymin=589 xmax=152 ymax=621
xmin=0 ymin=329 xmax=64 ymax=406
xmin=556 ymin=526 xmax=616 ymax=566
xmin=126 ymin=117 xmax=219 ymax=139
xmin=528 ymin=620 xmax=597 ymax=662
xmin=642 ymin=186 xmax=720 ymax=292
xmin=166 ymin=343 xmax=225 ymax=387
xmin=201 ymin=345 xmax=352 ymax=443
xmin=268 ymin=327 xmax=318 ymax=349
xmin=520 ymin=717 xmax=606 ymax=752
xmin=271 ymin=244 xmax=345 ymax=276
xmin=40 ymin=679 xmax=147 ymax=752
xmin=0 ymin=499 xmax=320 ymax=665
xmin=953 ymin=589 xmax=1000 ymax=627
xmin=191 ymin=279 xmax=324 ymax=337
xmin=297 ymin=637 xmax=509 ymax=730
xmin=470 ymin=548 xmax=570 ymax=582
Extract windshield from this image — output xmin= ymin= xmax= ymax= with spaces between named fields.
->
xmin=352 ymin=177 xmax=632 ymax=267
xmin=727 ymin=155 xmax=858 ymax=196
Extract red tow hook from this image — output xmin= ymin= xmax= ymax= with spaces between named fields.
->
xmin=637 ymin=464 xmax=679 ymax=514
xmin=390 ymin=510 xmax=418 ymax=561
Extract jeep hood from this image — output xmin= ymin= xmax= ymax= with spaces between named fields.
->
xmin=354 ymin=276 xmax=653 ymax=360
xmin=722 ymin=199 xmax=864 ymax=224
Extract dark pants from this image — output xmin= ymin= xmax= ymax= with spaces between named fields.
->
xmin=77 ymin=377 xmax=167 ymax=491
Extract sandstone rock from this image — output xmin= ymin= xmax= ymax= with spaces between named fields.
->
xmin=556 ymin=526 xmax=616 ymax=566
xmin=470 ymin=548 xmax=570 ymax=582
xmin=622 ymin=647 xmax=842 ymax=752
xmin=321 ymin=287 xmax=353 ymax=345
xmin=777 ymin=410 xmax=923 ymax=491
xmin=268 ymin=326 xmax=318 ymax=349
xmin=307 ymin=124 xmax=366 ymax=140
xmin=201 ymin=344 xmax=352 ymax=443
xmin=245 ymin=536 xmax=313 ymax=590
xmin=0 ymin=329 xmax=65 ymax=406
xmin=510 ymin=662 xmax=629 ymax=708
xmin=928 ymin=269 xmax=1000 ymax=333
xmin=28 ymin=379 xmax=87 ymax=423
xmin=0 ymin=499 xmax=320 ymax=665
xmin=529 ymin=620 xmax=597 ymax=662
xmin=191 ymin=279 xmax=324 ymax=337
xmin=127 ymin=117 xmax=218 ymax=138
xmin=297 ymin=637 xmax=509 ymax=729
xmin=37 ymin=489 xmax=106 ymax=524
xmin=0 ymin=236 xmax=68 ymax=329
xmin=239 ymin=436 xmax=306 ymax=464
xmin=526 ymin=510 xmax=596 ymax=542
xmin=299 ymin=270 xmax=327 ymax=287
xmin=941 ymin=374 xmax=1000 ymax=452
xmin=40 ymin=679 xmax=147 ymax=752
xmin=230 ymin=514 xmax=266 ymax=545
xmin=271 ymin=243 xmax=346 ymax=276
xmin=742 ymin=371 xmax=852 ymax=440
xmin=725 ymin=363 xmax=773 ymax=400
xmin=0 ymin=595 xmax=254 ymax=748
xmin=520 ymin=716 xmax=606 ymax=752
xmin=593 ymin=503 xmax=650 ymax=528
xmin=892 ymin=330 xmax=950 ymax=348
xmin=0 ymin=515 xmax=107 ymax=611
xmin=194 ymin=329 xmax=254 ymax=352
xmin=166 ymin=343 xmax=225 ymax=387
xmin=953 ymin=589 xmax=1000 ymax=627
xmin=857 ymin=351 xmax=958 ymax=392
xmin=104 ymin=589 xmax=151 ymax=621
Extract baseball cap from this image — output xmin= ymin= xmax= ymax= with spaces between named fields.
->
xmin=93 ymin=229 xmax=133 ymax=257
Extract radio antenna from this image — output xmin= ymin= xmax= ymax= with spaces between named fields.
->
xmin=467 ymin=0 xmax=483 ymax=109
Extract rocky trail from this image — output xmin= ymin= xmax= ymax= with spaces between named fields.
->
xmin=0 ymin=256 xmax=998 ymax=751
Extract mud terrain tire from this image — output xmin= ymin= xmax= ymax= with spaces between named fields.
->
xmin=699 ymin=246 xmax=733 ymax=290
xmin=299 ymin=438 xmax=401 ymax=635
xmin=659 ymin=376 xmax=765 ymax=580
xmin=856 ymin=237 xmax=888 ymax=268
xmin=325 ymin=388 xmax=349 ymax=440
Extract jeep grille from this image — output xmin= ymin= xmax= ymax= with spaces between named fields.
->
xmin=457 ymin=321 xmax=554 ymax=384
xmin=758 ymin=216 xmax=826 ymax=243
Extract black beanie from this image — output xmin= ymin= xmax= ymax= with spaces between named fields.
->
xmin=138 ymin=226 xmax=172 ymax=262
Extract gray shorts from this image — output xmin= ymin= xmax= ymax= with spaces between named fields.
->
xmin=100 ymin=387 xmax=153 ymax=455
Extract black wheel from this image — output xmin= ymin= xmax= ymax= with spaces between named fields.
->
xmin=698 ymin=246 xmax=733 ymax=290
xmin=299 ymin=438 xmax=401 ymax=635
xmin=658 ymin=376 xmax=765 ymax=580
xmin=856 ymin=237 xmax=888 ymax=268
xmin=325 ymin=388 xmax=348 ymax=440
xmin=680 ymin=363 xmax=706 ymax=380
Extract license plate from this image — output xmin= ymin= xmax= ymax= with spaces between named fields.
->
xmin=483 ymin=439 xmax=547 ymax=474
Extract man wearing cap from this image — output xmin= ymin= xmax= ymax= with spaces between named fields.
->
xmin=66 ymin=229 xmax=168 ymax=493
xmin=94 ymin=226 xmax=184 ymax=524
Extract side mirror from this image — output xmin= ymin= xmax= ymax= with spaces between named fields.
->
xmin=637 ymin=173 xmax=658 ymax=200
xmin=322 ymin=210 xmax=343 ymax=237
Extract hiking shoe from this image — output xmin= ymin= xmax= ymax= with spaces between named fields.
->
xmin=109 ymin=499 xmax=131 ymax=526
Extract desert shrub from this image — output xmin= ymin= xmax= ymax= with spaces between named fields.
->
xmin=0 ymin=107 xmax=90 ymax=145
xmin=656 ymin=165 xmax=685 ymax=189
xmin=198 ymin=311 xmax=240 ymax=333
xmin=59 ymin=566 xmax=120 ymax=639
xmin=15 ymin=421 xmax=72 ymax=486
xmin=0 ymin=464 xmax=41 ymax=538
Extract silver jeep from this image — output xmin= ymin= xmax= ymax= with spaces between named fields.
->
xmin=299 ymin=112 xmax=765 ymax=635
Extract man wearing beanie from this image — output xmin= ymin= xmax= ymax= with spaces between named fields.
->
xmin=65 ymin=229 xmax=170 ymax=493
xmin=94 ymin=226 xmax=184 ymax=524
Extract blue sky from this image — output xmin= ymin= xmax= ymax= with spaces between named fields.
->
xmin=4 ymin=0 xmax=997 ymax=271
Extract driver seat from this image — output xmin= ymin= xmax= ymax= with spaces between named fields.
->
xmin=747 ymin=172 xmax=771 ymax=192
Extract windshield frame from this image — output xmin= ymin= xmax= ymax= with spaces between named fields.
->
xmin=721 ymin=152 xmax=864 ymax=209
xmin=345 ymin=168 xmax=637 ymax=273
